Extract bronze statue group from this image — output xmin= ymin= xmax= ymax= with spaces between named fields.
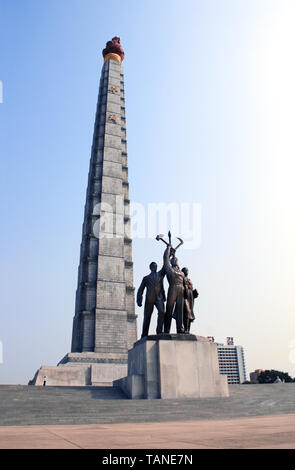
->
xmin=137 ymin=233 xmax=198 ymax=337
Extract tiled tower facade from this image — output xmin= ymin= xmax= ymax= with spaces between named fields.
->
xmin=30 ymin=38 xmax=138 ymax=386
xmin=71 ymin=41 xmax=137 ymax=357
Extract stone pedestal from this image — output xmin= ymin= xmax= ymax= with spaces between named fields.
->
xmin=114 ymin=335 xmax=229 ymax=399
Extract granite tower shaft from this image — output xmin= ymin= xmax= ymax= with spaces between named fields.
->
xmin=71 ymin=38 xmax=137 ymax=360
xmin=31 ymin=37 xmax=137 ymax=386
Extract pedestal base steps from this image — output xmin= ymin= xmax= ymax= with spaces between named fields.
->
xmin=30 ymin=352 xmax=128 ymax=387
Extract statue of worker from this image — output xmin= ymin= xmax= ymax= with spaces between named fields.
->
xmin=136 ymin=262 xmax=166 ymax=338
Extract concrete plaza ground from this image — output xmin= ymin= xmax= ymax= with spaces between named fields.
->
xmin=0 ymin=384 xmax=295 ymax=448
xmin=1 ymin=414 xmax=295 ymax=449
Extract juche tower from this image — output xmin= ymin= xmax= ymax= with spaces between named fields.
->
xmin=31 ymin=37 xmax=138 ymax=386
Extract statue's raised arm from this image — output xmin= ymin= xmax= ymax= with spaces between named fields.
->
xmin=163 ymin=245 xmax=172 ymax=272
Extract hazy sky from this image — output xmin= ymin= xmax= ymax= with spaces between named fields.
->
xmin=1 ymin=0 xmax=295 ymax=384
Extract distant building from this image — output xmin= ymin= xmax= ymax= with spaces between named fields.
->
xmin=209 ymin=337 xmax=247 ymax=384
xmin=249 ymin=369 xmax=263 ymax=383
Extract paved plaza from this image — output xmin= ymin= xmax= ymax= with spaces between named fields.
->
xmin=1 ymin=414 xmax=295 ymax=449
xmin=0 ymin=384 xmax=295 ymax=448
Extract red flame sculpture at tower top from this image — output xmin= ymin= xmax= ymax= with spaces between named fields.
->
xmin=102 ymin=37 xmax=125 ymax=62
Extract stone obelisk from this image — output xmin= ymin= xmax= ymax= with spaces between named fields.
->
xmin=30 ymin=37 xmax=138 ymax=386
xmin=71 ymin=37 xmax=137 ymax=356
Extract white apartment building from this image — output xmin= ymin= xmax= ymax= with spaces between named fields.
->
xmin=208 ymin=337 xmax=247 ymax=384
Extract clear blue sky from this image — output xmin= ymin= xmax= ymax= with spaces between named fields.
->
xmin=1 ymin=0 xmax=295 ymax=383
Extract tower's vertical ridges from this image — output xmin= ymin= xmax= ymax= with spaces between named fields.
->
xmin=71 ymin=54 xmax=137 ymax=357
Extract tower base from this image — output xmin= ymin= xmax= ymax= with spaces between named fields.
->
xmin=114 ymin=335 xmax=229 ymax=399
xmin=29 ymin=352 xmax=128 ymax=387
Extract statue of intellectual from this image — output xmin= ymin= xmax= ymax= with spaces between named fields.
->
xmin=163 ymin=245 xmax=186 ymax=334
xmin=137 ymin=262 xmax=166 ymax=338
xmin=181 ymin=267 xmax=198 ymax=333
